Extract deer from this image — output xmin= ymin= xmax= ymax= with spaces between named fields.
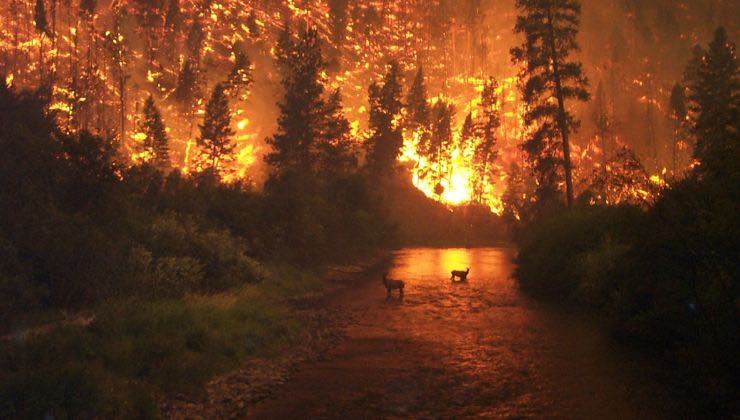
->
xmin=450 ymin=268 xmax=470 ymax=282
xmin=382 ymin=273 xmax=405 ymax=297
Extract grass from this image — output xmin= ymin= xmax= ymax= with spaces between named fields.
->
xmin=0 ymin=265 xmax=325 ymax=418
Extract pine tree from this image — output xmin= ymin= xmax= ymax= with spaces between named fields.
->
xmin=317 ymin=89 xmax=356 ymax=178
xmin=186 ymin=19 xmax=205 ymax=60
xmin=132 ymin=0 xmax=164 ymax=67
xmin=328 ymin=0 xmax=349 ymax=43
xmin=668 ymin=83 xmax=687 ymax=175
xmin=104 ymin=4 xmax=129 ymax=141
xmin=683 ymin=27 xmax=739 ymax=179
xmin=406 ymin=66 xmax=430 ymax=131
xmin=266 ymin=25 xmax=327 ymax=176
xmin=198 ymin=82 xmax=235 ymax=172
xmin=34 ymin=0 xmax=51 ymax=84
xmin=34 ymin=0 xmax=50 ymax=37
xmin=502 ymin=162 xmax=528 ymax=224
xmin=405 ymin=66 xmax=431 ymax=157
xmin=429 ymin=99 xmax=455 ymax=193
xmin=224 ymin=49 xmax=252 ymax=100
xmin=460 ymin=112 xmax=475 ymax=149
xmin=592 ymin=81 xmax=614 ymax=169
xmin=174 ymin=58 xmax=199 ymax=106
xmin=137 ymin=95 xmax=170 ymax=170
xmin=511 ymin=0 xmax=590 ymax=207
xmin=366 ymin=61 xmax=404 ymax=178
xmin=164 ymin=0 xmax=182 ymax=60
xmin=473 ymin=78 xmax=500 ymax=201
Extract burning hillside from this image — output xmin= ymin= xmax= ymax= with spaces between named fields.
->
xmin=0 ymin=0 xmax=736 ymax=211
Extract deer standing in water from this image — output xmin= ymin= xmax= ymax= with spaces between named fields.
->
xmin=451 ymin=268 xmax=470 ymax=282
xmin=382 ymin=273 xmax=404 ymax=297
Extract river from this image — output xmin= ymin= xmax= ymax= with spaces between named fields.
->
xmin=249 ymin=247 xmax=692 ymax=419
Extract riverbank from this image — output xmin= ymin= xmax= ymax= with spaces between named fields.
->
xmin=514 ymin=196 xmax=738 ymax=416
xmin=159 ymin=251 xmax=390 ymax=418
xmin=0 ymin=252 xmax=389 ymax=418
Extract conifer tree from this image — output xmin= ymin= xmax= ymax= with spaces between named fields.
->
xmin=265 ymin=25 xmax=327 ymax=176
xmin=186 ymin=19 xmax=205 ymax=61
xmin=668 ymin=82 xmax=687 ymax=175
xmin=366 ymin=61 xmax=404 ymax=178
xmin=225 ymin=49 xmax=253 ymax=101
xmin=511 ymin=0 xmax=590 ymax=207
xmin=406 ymin=66 xmax=432 ymax=158
xmin=328 ymin=0 xmax=349 ymax=45
xmin=683 ymin=27 xmax=739 ymax=179
xmin=317 ymin=89 xmax=356 ymax=178
xmin=460 ymin=112 xmax=476 ymax=150
xmin=34 ymin=0 xmax=51 ymax=84
xmin=34 ymin=0 xmax=50 ymax=38
xmin=137 ymin=95 xmax=170 ymax=170
xmin=429 ymin=99 xmax=455 ymax=192
xmin=198 ymin=82 xmax=235 ymax=172
xmin=461 ymin=112 xmax=484 ymax=201
xmin=502 ymin=162 xmax=528 ymax=224
xmin=473 ymin=78 xmax=500 ymax=199
xmin=406 ymin=66 xmax=430 ymax=132
xmin=104 ymin=4 xmax=129 ymax=141
xmin=174 ymin=58 xmax=199 ymax=105
xmin=592 ymin=81 xmax=614 ymax=169
xmin=164 ymin=0 xmax=182 ymax=60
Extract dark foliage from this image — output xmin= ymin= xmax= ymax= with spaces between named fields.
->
xmin=511 ymin=0 xmax=590 ymax=207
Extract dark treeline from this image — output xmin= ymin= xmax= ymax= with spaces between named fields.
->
xmin=0 ymin=23 xmax=391 ymax=416
xmin=514 ymin=26 xmax=739 ymax=414
xmin=0 ymin=24 xmax=394 ymax=328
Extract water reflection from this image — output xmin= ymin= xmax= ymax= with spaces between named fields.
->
xmin=370 ymin=247 xmax=669 ymax=418
xmin=255 ymin=247 xmax=681 ymax=418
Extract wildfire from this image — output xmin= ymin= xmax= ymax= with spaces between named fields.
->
xmin=0 ymin=0 xmax=701 ymax=212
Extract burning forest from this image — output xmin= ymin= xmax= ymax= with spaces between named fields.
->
xmin=0 ymin=0 xmax=738 ymax=418
xmin=3 ymin=0 xmax=735 ymax=213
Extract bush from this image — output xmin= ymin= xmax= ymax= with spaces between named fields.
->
xmin=515 ymin=205 xmax=644 ymax=297
xmin=515 ymin=175 xmax=739 ymax=413
xmin=141 ymin=214 xmax=266 ymax=294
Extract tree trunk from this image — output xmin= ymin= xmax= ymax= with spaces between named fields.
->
xmin=546 ymin=7 xmax=574 ymax=208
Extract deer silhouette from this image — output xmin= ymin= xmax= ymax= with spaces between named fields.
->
xmin=450 ymin=268 xmax=470 ymax=282
xmin=382 ymin=273 xmax=405 ymax=297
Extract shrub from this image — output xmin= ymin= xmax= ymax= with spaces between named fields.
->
xmin=515 ymin=205 xmax=644 ymax=297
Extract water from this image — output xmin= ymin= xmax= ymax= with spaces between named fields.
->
xmin=250 ymin=248 xmax=689 ymax=419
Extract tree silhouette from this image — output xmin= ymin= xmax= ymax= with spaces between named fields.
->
xmin=198 ymin=83 xmax=235 ymax=172
xmin=429 ymin=99 xmax=455 ymax=193
xmin=684 ymin=27 xmax=739 ymax=180
xmin=473 ymin=78 xmax=500 ymax=202
xmin=592 ymin=81 xmax=614 ymax=171
xmin=266 ymin=25 xmax=327 ymax=177
xmin=668 ymin=83 xmax=687 ymax=175
xmin=224 ymin=49 xmax=253 ymax=101
xmin=511 ymin=0 xmax=590 ymax=207
xmin=137 ymin=95 xmax=170 ymax=171
xmin=34 ymin=0 xmax=52 ymax=84
xmin=366 ymin=61 xmax=404 ymax=179
xmin=320 ymin=89 xmax=356 ymax=173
